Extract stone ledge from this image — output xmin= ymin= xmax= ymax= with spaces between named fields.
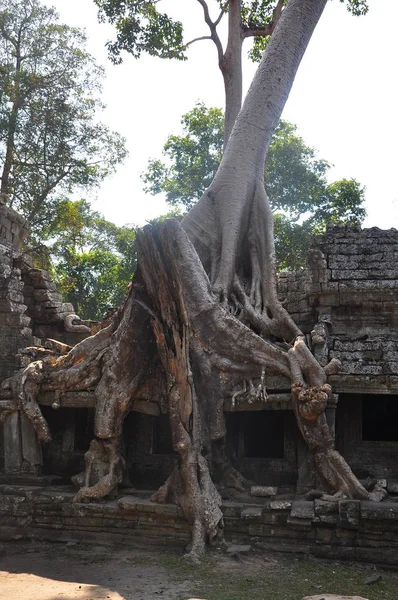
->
xmin=2 ymin=486 xmax=398 ymax=565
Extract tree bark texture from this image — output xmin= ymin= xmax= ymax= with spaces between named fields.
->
xmin=221 ymin=0 xmax=243 ymax=147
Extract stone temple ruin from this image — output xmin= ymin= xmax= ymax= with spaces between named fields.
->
xmin=1 ymin=200 xmax=398 ymax=565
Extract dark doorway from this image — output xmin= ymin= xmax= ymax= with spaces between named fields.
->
xmin=362 ymin=395 xmax=398 ymax=441
xmin=226 ymin=411 xmax=285 ymax=459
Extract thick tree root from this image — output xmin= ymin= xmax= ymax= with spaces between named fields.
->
xmin=72 ymin=438 xmax=124 ymax=503
xmin=289 ymin=338 xmax=370 ymax=500
xmin=3 ymin=217 xmax=376 ymax=559
xmin=211 ymin=438 xmax=251 ymax=494
xmin=138 ymin=223 xmax=225 ymax=561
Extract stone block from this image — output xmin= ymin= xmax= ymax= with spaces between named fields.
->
xmin=338 ymin=500 xmax=361 ymax=530
xmin=250 ymin=486 xmax=277 ymax=497
xmin=226 ymin=544 xmax=251 ymax=554
xmin=240 ymin=506 xmax=263 ymax=519
xmin=332 ymin=269 xmax=368 ymax=280
xmin=269 ymin=500 xmax=292 ymax=511
xmin=291 ymin=501 xmax=315 ymax=520
xmin=314 ymin=499 xmax=338 ymax=519
xmin=361 ymin=501 xmax=398 ymax=521
xmin=387 ymin=482 xmax=398 ymax=494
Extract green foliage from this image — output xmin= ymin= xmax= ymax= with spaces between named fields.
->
xmin=142 ymin=103 xmax=223 ymax=210
xmin=143 ymin=103 xmax=366 ymax=270
xmin=274 ymin=179 xmax=366 ymax=270
xmin=94 ymin=0 xmax=185 ymax=63
xmin=264 ymin=120 xmax=330 ymax=218
xmin=0 ymin=0 xmax=127 ymax=244
xmin=343 ymin=0 xmax=369 ymax=16
xmin=274 ymin=214 xmax=313 ymax=272
xmin=50 ymin=199 xmax=137 ymax=320
xmin=241 ymin=0 xmax=285 ymax=62
xmin=93 ymin=0 xmax=369 ymax=67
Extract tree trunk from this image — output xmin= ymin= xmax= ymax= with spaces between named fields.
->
xmin=221 ymin=0 xmax=243 ymax=147
xmin=183 ymin=0 xmax=328 ymax=302
xmin=1 ymin=45 xmax=22 ymax=196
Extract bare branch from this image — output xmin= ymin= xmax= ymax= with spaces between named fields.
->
xmin=184 ymin=35 xmax=212 ymax=49
xmin=214 ymin=0 xmax=228 ymax=28
xmin=196 ymin=0 xmax=224 ymax=64
xmin=243 ymin=25 xmax=273 ymax=38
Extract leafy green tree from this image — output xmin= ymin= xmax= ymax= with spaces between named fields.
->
xmin=94 ymin=0 xmax=368 ymax=144
xmin=143 ymin=104 xmax=223 ymax=210
xmin=0 ymin=0 xmax=127 ymax=244
xmin=49 ymin=199 xmax=137 ymax=320
xmin=143 ymin=103 xmax=366 ymax=269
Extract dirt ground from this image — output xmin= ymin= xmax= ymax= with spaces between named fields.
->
xmin=0 ymin=540 xmax=192 ymax=600
xmin=2 ymin=539 xmax=398 ymax=600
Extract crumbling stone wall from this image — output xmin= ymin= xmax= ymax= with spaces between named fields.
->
xmin=0 ymin=199 xmax=33 ymax=383
xmin=278 ymin=224 xmax=398 ymax=394
xmin=0 ymin=200 xmax=92 ymax=475
xmin=278 ymin=224 xmax=398 ymax=482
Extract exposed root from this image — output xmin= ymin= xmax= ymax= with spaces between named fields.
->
xmin=72 ymin=438 xmax=125 ymax=503
xmin=18 ymin=361 xmax=50 ymax=442
xmin=288 ymin=338 xmax=370 ymax=500
xmin=211 ymin=438 xmax=250 ymax=494
xmin=231 ymin=370 xmax=268 ymax=410
xmin=64 ymin=313 xmax=91 ymax=333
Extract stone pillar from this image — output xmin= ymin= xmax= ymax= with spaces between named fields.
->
xmin=3 ymin=411 xmax=42 ymax=474
xmin=3 ymin=412 xmax=22 ymax=473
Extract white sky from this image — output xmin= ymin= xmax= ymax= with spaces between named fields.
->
xmin=43 ymin=0 xmax=398 ymax=229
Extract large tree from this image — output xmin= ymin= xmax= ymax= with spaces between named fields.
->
xmin=94 ymin=0 xmax=368 ymax=144
xmin=143 ymin=103 xmax=366 ymax=269
xmin=0 ymin=0 xmax=127 ymax=242
xmin=3 ymin=0 xmax=377 ymax=563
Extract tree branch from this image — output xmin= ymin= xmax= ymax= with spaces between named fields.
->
xmin=243 ymin=25 xmax=273 ymax=38
xmin=184 ymin=35 xmax=212 ymax=48
xmin=214 ymin=1 xmax=228 ymax=28
xmin=243 ymin=0 xmax=285 ymax=38
xmin=196 ymin=0 xmax=224 ymax=64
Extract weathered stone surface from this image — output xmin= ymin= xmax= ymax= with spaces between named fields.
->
xmin=387 ymin=482 xmax=398 ymax=494
xmin=269 ymin=500 xmax=292 ymax=511
xmin=361 ymin=501 xmax=398 ymax=521
xmin=314 ymin=499 xmax=338 ymax=524
xmin=226 ymin=544 xmax=251 ymax=554
xmin=338 ymin=500 xmax=360 ymax=530
xmin=250 ymin=486 xmax=277 ymax=497
xmin=240 ymin=507 xmax=263 ymax=519
xmin=291 ymin=501 xmax=315 ymax=520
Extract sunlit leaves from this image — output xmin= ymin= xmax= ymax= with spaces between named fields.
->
xmin=94 ymin=0 xmax=185 ymax=63
xmin=342 ymin=0 xmax=369 ymax=17
xmin=142 ymin=102 xmax=223 ymax=209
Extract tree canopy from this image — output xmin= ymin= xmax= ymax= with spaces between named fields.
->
xmin=94 ymin=0 xmax=368 ymax=143
xmin=143 ymin=102 xmax=366 ymax=269
xmin=0 ymin=0 xmax=127 ymax=245
xmin=94 ymin=0 xmax=369 ymax=63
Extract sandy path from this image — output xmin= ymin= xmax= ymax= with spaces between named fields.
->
xmin=0 ymin=541 xmax=192 ymax=600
